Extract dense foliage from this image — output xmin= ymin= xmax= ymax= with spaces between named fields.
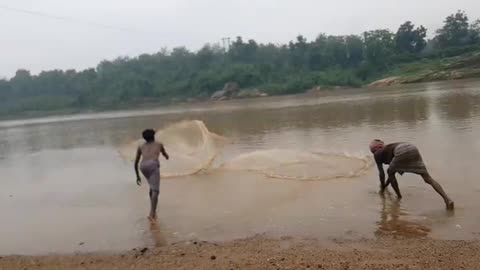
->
xmin=1 ymin=11 xmax=479 ymax=116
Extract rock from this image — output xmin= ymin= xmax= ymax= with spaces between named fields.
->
xmin=445 ymin=54 xmax=480 ymax=70
xmin=78 ymin=242 xmax=85 ymax=246
xmin=211 ymin=82 xmax=270 ymax=100
xmin=236 ymin=89 xmax=268 ymax=99
xmin=451 ymin=70 xmax=465 ymax=80
xmin=210 ymin=255 xmax=217 ymax=260
xmin=223 ymin=82 xmax=240 ymax=94
xmin=211 ymin=90 xmax=227 ymax=100
xmin=307 ymin=86 xmax=322 ymax=94
xmin=368 ymin=76 xmax=402 ymax=87
xmin=140 ymin=247 xmax=149 ymax=254
xmin=210 ymin=82 xmax=241 ymax=100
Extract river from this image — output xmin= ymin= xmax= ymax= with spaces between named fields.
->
xmin=1 ymin=79 xmax=480 ymax=255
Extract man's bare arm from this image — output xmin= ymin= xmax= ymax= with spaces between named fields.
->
xmin=377 ymin=163 xmax=386 ymax=190
xmin=134 ymin=147 xmax=142 ymax=185
xmin=161 ymin=144 xmax=169 ymax=160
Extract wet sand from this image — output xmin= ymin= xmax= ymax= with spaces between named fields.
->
xmin=2 ymin=235 xmax=479 ymax=270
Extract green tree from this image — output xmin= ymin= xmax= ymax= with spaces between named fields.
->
xmin=470 ymin=19 xmax=480 ymax=44
xmin=395 ymin=21 xmax=427 ymax=53
xmin=325 ymin=36 xmax=348 ymax=68
xmin=364 ymin=29 xmax=395 ymax=68
xmin=288 ymin=35 xmax=308 ymax=68
xmin=435 ymin=10 xmax=471 ymax=48
xmin=308 ymin=34 xmax=330 ymax=70
xmin=345 ymin=35 xmax=364 ymax=67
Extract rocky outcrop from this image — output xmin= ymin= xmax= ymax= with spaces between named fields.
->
xmin=445 ymin=54 xmax=480 ymax=70
xmin=223 ymin=82 xmax=240 ymax=94
xmin=211 ymin=82 xmax=267 ymax=100
xmin=307 ymin=86 xmax=322 ymax=94
xmin=236 ymin=89 xmax=268 ymax=99
xmin=400 ymin=68 xmax=480 ymax=84
xmin=307 ymin=85 xmax=352 ymax=93
xmin=368 ymin=53 xmax=480 ymax=88
xmin=368 ymin=77 xmax=403 ymax=87
xmin=210 ymin=82 xmax=240 ymax=100
xmin=210 ymin=90 xmax=228 ymax=100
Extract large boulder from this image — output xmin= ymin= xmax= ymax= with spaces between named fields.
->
xmin=223 ymin=82 xmax=240 ymax=94
xmin=210 ymin=90 xmax=227 ymax=100
xmin=210 ymin=82 xmax=241 ymax=100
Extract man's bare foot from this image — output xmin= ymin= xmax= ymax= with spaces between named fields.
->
xmin=148 ymin=215 xmax=157 ymax=222
xmin=446 ymin=201 xmax=455 ymax=211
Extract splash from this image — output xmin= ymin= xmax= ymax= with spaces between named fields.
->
xmin=119 ymin=120 xmax=228 ymax=177
xmin=120 ymin=120 xmax=372 ymax=180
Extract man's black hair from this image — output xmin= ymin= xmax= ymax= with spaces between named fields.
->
xmin=142 ymin=129 xmax=156 ymax=142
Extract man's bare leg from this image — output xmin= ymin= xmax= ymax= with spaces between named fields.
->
xmin=386 ymin=170 xmax=402 ymax=199
xmin=149 ymin=190 xmax=159 ymax=220
xmin=390 ymin=178 xmax=402 ymax=199
xmin=421 ymin=173 xmax=454 ymax=210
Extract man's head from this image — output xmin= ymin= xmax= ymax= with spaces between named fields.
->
xmin=369 ymin=139 xmax=385 ymax=154
xmin=142 ymin=129 xmax=156 ymax=143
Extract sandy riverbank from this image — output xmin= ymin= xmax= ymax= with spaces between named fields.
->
xmin=2 ymin=235 xmax=479 ymax=270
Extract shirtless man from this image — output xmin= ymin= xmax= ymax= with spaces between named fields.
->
xmin=369 ymin=139 xmax=454 ymax=210
xmin=135 ymin=129 xmax=169 ymax=220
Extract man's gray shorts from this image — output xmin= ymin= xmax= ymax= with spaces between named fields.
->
xmin=140 ymin=159 xmax=160 ymax=192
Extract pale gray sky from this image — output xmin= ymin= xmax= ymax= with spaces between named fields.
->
xmin=1 ymin=0 xmax=479 ymax=78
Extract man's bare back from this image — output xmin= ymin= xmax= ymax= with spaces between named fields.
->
xmin=139 ymin=142 xmax=164 ymax=162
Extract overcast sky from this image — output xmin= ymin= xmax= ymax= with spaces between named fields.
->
xmin=1 ymin=0 xmax=479 ymax=78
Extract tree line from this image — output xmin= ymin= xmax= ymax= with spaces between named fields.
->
xmin=1 ymin=11 xmax=479 ymax=116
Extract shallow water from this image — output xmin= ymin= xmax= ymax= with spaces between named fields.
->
xmin=1 ymin=79 xmax=480 ymax=255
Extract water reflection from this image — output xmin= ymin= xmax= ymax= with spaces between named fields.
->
xmin=199 ymin=93 xmax=432 ymax=135
xmin=376 ymin=192 xmax=430 ymax=238
xmin=435 ymin=89 xmax=480 ymax=123
xmin=0 ymin=80 xmax=479 ymax=160
xmin=149 ymin=220 xmax=167 ymax=247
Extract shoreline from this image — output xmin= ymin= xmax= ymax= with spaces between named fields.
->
xmin=2 ymin=235 xmax=480 ymax=269
xmin=1 ymin=77 xmax=479 ymax=126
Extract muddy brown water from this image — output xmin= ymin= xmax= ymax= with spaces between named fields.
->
xmin=1 ymin=79 xmax=480 ymax=255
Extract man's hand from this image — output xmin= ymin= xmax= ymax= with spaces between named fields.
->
xmin=136 ymin=178 xmax=141 ymax=186
xmin=161 ymin=144 xmax=169 ymax=160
